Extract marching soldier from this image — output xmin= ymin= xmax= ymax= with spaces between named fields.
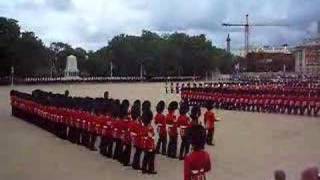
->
xmin=177 ymin=103 xmax=191 ymax=160
xmin=141 ymin=110 xmax=157 ymax=174
xmin=166 ymin=101 xmax=179 ymax=159
xmin=155 ymin=101 xmax=167 ymax=155
xmin=184 ymin=125 xmax=211 ymax=180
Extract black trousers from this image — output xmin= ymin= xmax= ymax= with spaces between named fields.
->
xmin=73 ymin=128 xmax=81 ymax=144
xmin=106 ymin=138 xmax=114 ymax=158
xmin=307 ymin=106 xmax=314 ymax=116
xmin=81 ymin=131 xmax=90 ymax=147
xmin=288 ymin=105 xmax=294 ymax=114
xmin=300 ymin=106 xmax=306 ymax=115
xmin=315 ymin=107 xmax=320 ymax=116
xmin=132 ymin=146 xmax=142 ymax=169
xmin=179 ymin=136 xmax=190 ymax=159
xmin=99 ymin=136 xmax=108 ymax=156
xmin=89 ymin=133 xmax=97 ymax=150
xmin=121 ymin=143 xmax=131 ymax=166
xmin=142 ymin=151 xmax=155 ymax=173
xmin=113 ymin=139 xmax=122 ymax=160
xmin=156 ymin=135 xmax=167 ymax=155
xmin=206 ymin=128 xmax=214 ymax=145
xmin=68 ymin=127 xmax=77 ymax=143
xmin=167 ymin=135 xmax=177 ymax=158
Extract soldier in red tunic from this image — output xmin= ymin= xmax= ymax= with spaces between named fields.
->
xmin=204 ymin=102 xmax=218 ymax=146
xmin=177 ymin=103 xmax=191 ymax=160
xmin=131 ymin=101 xmax=144 ymax=170
xmin=119 ymin=99 xmax=131 ymax=166
xmin=112 ymin=100 xmax=123 ymax=161
xmin=166 ymin=101 xmax=179 ymax=158
xmin=141 ymin=110 xmax=157 ymax=174
xmin=184 ymin=125 xmax=211 ymax=180
xmin=155 ymin=101 xmax=167 ymax=155
xmin=99 ymin=101 xmax=112 ymax=157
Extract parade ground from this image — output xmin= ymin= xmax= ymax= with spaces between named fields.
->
xmin=1 ymin=82 xmax=320 ymax=180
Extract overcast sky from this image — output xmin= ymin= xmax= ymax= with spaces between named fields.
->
xmin=1 ymin=0 xmax=320 ymax=51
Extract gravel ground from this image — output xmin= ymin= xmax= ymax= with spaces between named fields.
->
xmin=0 ymin=82 xmax=319 ymax=180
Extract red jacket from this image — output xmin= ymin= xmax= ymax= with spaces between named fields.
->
xmin=121 ymin=118 xmax=132 ymax=144
xmin=204 ymin=111 xmax=216 ymax=129
xmin=166 ymin=111 xmax=178 ymax=137
xmin=154 ymin=113 xmax=167 ymax=136
xmin=177 ymin=115 xmax=190 ymax=137
xmin=141 ymin=124 xmax=155 ymax=151
xmin=130 ymin=121 xmax=143 ymax=148
xmin=184 ymin=150 xmax=211 ymax=180
xmin=101 ymin=116 xmax=113 ymax=138
xmin=112 ymin=119 xmax=122 ymax=139
xmin=94 ymin=115 xmax=104 ymax=135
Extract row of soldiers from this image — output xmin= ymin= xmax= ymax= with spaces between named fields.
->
xmin=184 ymin=84 xmax=320 ymax=97
xmin=181 ymin=89 xmax=320 ymax=116
xmin=166 ymin=81 xmax=320 ymax=96
xmin=10 ymin=89 xmax=216 ymax=176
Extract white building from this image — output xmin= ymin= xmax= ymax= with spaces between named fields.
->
xmin=293 ymin=38 xmax=320 ymax=75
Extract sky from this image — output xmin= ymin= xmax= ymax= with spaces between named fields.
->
xmin=1 ymin=0 xmax=320 ymax=51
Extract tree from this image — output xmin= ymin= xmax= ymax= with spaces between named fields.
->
xmin=14 ymin=31 xmax=50 ymax=76
xmin=0 ymin=17 xmax=20 ymax=76
xmin=0 ymin=16 xmax=235 ymax=78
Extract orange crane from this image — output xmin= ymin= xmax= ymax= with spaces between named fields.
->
xmin=222 ymin=14 xmax=287 ymax=56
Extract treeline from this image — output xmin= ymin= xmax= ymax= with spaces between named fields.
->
xmin=0 ymin=16 xmax=235 ymax=77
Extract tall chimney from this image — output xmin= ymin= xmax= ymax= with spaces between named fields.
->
xmin=318 ymin=21 xmax=320 ymax=35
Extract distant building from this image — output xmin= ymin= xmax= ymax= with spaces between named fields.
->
xmin=243 ymin=52 xmax=294 ymax=72
xmin=293 ymin=38 xmax=320 ymax=75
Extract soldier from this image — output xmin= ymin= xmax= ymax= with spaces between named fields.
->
xmin=112 ymin=100 xmax=122 ymax=161
xmin=184 ymin=125 xmax=211 ymax=180
xmin=131 ymin=101 xmax=145 ymax=170
xmin=204 ymin=102 xmax=219 ymax=146
xmin=170 ymin=82 xmax=174 ymax=94
xmin=177 ymin=103 xmax=191 ymax=160
xmin=166 ymin=101 xmax=179 ymax=158
xmin=155 ymin=101 xmax=167 ymax=155
xmin=119 ymin=99 xmax=131 ymax=165
xmin=141 ymin=110 xmax=157 ymax=174
xmin=165 ymin=82 xmax=169 ymax=94
xmin=176 ymin=82 xmax=180 ymax=94
xmin=106 ymin=99 xmax=117 ymax=158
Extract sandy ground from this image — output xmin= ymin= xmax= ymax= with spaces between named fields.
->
xmin=0 ymin=82 xmax=320 ymax=180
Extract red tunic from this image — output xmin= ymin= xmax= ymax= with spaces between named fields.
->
xmin=87 ymin=114 xmax=96 ymax=133
xmin=166 ymin=111 xmax=178 ymax=137
xmin=184 ymin=150 xmax=211 ymax=180
xmin=94 ymin=115 xmax=104 ymax=135
xmin=141 ymin=124 xmax=155 ymax=151
xmin=204 ymin=111 xmax=216 ymax=130
xmin=154 ymin=113 xmax=167 ymax=136
xmin=177 ymin=115 xmax=190 ymax=137
xmin=101 ymin=116 xmax=113 ymax=138
xmin=130 ymin=121 xmax=143 ymax=148
xmin=112 ymin=119 xmax=121 ymax=139
xmin=121 ymin=118 xmax=132 ymax=144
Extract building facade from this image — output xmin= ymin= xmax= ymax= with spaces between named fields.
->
xmin=294 ymin=38 xmax=320 ymax=75
xmin=243 ymin=52 xmax=294 ymax=72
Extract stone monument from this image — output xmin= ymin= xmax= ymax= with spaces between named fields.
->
xmin=64 ymin=55 xmax=79 ymax=78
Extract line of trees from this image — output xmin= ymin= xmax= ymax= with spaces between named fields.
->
xmin=0 ymin=16 xmax=236 ymax=78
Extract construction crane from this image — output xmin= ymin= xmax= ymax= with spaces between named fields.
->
xmin=222 ymin=14 xmax=287 ymax=56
